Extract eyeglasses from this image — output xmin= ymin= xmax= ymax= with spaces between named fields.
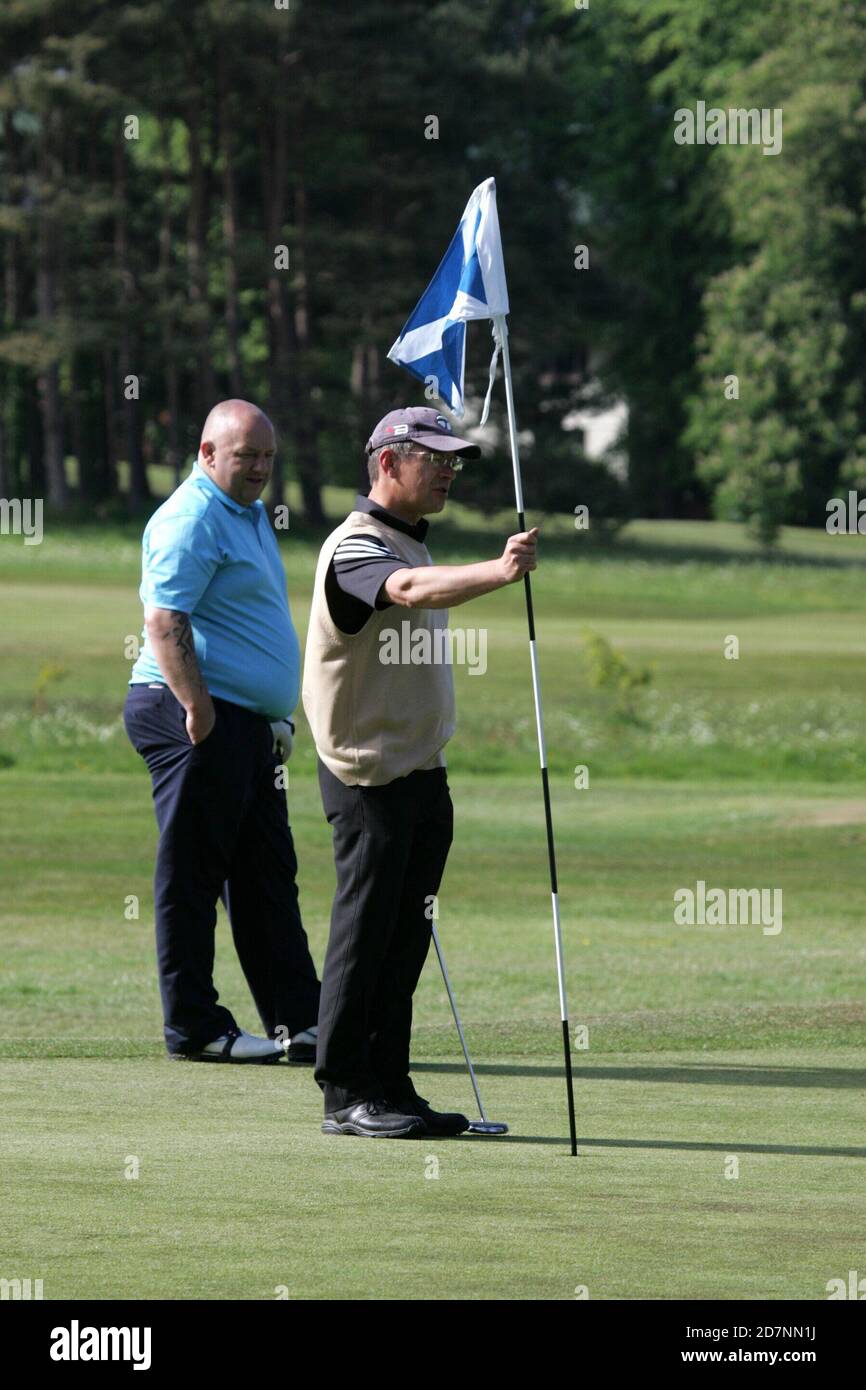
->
xmin=409 ymin=450 xmax=464 ymax=473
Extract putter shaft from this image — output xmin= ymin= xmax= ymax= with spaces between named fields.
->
xmin=431 ymin=922 xmax=488 ymax=1123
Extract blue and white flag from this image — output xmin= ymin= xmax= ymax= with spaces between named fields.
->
xmin=387 ymin=177 xmax=509 ymax=420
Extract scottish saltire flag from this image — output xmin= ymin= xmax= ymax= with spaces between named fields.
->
xmin=387 ymin=177 xmax=509 ymax=419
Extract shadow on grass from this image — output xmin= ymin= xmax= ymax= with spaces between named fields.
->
xmin=575 ymin=1136 xmax=866 ymax=1158
xmin=458 ymin=1133 xmax=866 ymax=1157
xmin=414 ymin=1061 xmax=866 ymax=1090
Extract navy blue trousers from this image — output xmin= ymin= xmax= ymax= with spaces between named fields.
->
xmin=123 ymin=684 xmax=320 ymax=1055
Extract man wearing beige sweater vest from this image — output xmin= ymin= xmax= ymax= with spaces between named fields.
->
xmin=303 ymin=406 xmax=538 ymax=1138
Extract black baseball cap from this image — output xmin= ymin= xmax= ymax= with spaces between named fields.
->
xmin=365 ymin=406 xmax=481 ymax=458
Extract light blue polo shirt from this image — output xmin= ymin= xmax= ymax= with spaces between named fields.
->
xmin=130 ymin=465 xmax=300 ymax=720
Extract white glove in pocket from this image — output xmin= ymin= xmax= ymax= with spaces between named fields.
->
xmin=270 ymin=718 xmax=294 ymax=762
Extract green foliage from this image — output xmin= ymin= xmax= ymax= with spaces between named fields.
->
xmin=682 ymin=0 xmax=866 ymax=542
xmin=0 ymin=0 xmax=604 ymax=522
xmin=31 ymin=661 xmax=68 ymax=715
xmin=582 ymin=628 xmax=651 ymax=721
xmin=1 ymin=0 xmax=864 ymax=537
xmin=560 ymin=0 xmax=754 ymax=518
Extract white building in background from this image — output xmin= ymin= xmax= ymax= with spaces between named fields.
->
xmin=563 ymin=398 xmax=629 ymax=479
xmin=460 ymin=343 xmax=629 ymax=482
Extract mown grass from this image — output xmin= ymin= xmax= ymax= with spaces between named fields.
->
xmin=1 ymin=504 xmax=864 ymax=1299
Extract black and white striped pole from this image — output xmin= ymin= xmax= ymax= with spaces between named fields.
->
xmin=494 ymin=312 xmax=578 ymax=1157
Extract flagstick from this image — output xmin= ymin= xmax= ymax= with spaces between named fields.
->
xmin=494 ymin=313 xmax=578 ymax=1157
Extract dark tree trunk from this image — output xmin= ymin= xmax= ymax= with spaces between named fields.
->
xmin=114 ymin=136 xmax=149 ymax=509
xmin=68 ymin=354 xmax=86 ymax=499
xmin=103 ymin=348 xmax=119 ymax=492
xmin=186 ymin=106 xmax=217 ymax=422
xmin=158 ymin=122 xmax=182 ymax=487
xmin=218 ymin=58 xmax=243 ymax=398
xmin=350 ymin=326 xmax=382 ymax=493
xmin=36 ymin=136 xmax=67 ymax=508
xmin=2 ymin=114 xmax=21 ymax=499
xmin=36 ymin=364 xmax=65 ymax=508
xmin=166 ymin=367 xmax=182 ymax=489
xmin=74 ymin=352 xmax=113 ymax=503
xmin=287 ymin=177 xmax=324 ymax=524
xmin=259 ymin=110 xmax=290 ymax=517
xmin=0 ymin=392 xmax=9 ymax=501
xmin=27 ymin=377 xmax=45 ymax=497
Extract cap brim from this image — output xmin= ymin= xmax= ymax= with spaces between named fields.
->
xmin=413 ymin=431 xmax=481 ymax=459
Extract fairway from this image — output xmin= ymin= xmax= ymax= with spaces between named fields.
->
xmin=2 ymin=507 xmax=865 ymax=1300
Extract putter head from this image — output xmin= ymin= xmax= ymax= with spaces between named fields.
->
xmin=467 ymin=1120 xmax=508 ymax=1135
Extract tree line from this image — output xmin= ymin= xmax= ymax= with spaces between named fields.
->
xmin=1 ymin=0 xmax=864 ymax=542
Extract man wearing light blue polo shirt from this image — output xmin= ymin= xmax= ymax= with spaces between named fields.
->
xmin=124 ymin=399 xmax=320 ymax=1063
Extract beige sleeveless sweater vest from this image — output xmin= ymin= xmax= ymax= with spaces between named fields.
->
xmin=302 ymin=510 xmax=456 ymax=786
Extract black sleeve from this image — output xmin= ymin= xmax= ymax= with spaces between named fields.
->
xmin=325 ymin=533 xmax=410 ymax=635
xmin=332 ymin=534 xmax=408 ymax=610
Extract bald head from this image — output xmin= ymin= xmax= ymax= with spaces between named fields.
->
xmin=200 ymin=399 xmax=273 ymax=449
xmin=198 ymin=399 xmax=276 ymax=507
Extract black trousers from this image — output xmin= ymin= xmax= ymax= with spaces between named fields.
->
xmin=314 ymin=757 xmax=454 ymax=1111
xmin=123 ymin=684 xmax=320 ymax=1055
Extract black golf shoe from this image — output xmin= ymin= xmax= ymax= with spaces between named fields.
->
xmin=386 ymin=1086 xmax=470 ymax=1137
xmin=321 ymin=1098 xmax=425 ymax=1139
xmin=286 ymin=1024 xmax=317 ymax=1065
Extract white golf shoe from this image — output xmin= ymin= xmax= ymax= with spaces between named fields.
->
xmin=197 ymin=1027 xmax=285 ymax=1064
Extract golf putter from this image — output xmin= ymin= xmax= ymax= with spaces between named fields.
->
xmin=431 ymin=923 xmax=508 ymax=1135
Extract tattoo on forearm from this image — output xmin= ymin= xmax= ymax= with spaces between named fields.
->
xmin=168 ymin=612 xmax=204 ymax=691
xmin=169 ymin=612 xmax=195 ymax=662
